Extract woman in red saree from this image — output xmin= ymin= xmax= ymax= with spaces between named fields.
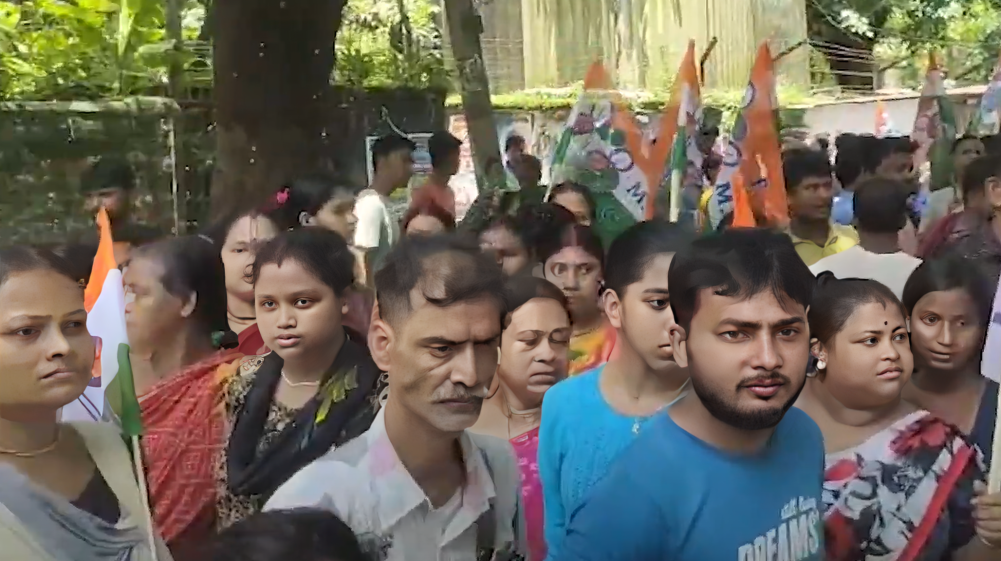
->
xmin=202 ymin=209 xmax=279 ymax=356
xmin=124 ymin=236 xmax=242 ymax=555
xmin=796 ymin=273 xmax=1001 ymax=560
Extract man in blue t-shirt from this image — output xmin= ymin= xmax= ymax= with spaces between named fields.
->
xmin=555 ymin=229 xmax=826 ymax=561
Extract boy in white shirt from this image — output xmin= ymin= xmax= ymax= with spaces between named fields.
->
xmin=811 ymin=176 xmax=921 ymax=298
xmin=355 ymin=134 xmax=414 ymax=284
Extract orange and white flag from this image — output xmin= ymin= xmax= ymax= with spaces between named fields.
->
xmin=653 ymin=40 xmax=703 ymax=221
xmin=60 ymin=209 xmax=132 ymax=424
xmin=549 ymin=61 xmax=672 ymax=240
xmin=708 ymin=43 xmax=788 ymax=229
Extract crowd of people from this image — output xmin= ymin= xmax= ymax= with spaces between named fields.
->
xmin=2 ymin=125 xmax=1001 ymax=561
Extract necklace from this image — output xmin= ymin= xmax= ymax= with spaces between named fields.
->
xmin=0 ymin=427 xmax=61 ymax=458
xmin=227 ymin=307 xmax=256 ymax=322
xmin=631 ymin=407 xmax=666 ymax=435
xmin=630 ymin=379 xmax=690 ymax=435
xmin=506 ymin=405 xmax=541 ymax=439
xmin=281 ymin=371 xmax=322 ymax=388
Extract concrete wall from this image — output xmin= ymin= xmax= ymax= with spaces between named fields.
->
xmin=802 ymin=89 xmax=984 ymax=137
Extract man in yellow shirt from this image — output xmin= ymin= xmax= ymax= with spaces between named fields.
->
xmin=783 ymin=148 xmax=859 ymax=266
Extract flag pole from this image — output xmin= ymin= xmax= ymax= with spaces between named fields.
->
xmin=668 ymin=171 xmax=683 ymax=223
xmin=986 ymin=274 xmax=1001 ymax=492
xmin=131 ymin=435 xmax=160 ymax=561
xmin=699 ymin=37 xmax=717 ymax=87
xmin=991 ymin=408 xmax=1001 ymax=493
xmin=668 ymin=87 xmax=690 ymax=224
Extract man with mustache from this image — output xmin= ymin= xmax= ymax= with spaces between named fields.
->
xmin=554 ymin=229 xmax=825 ymax=561
xmin=266 ymin=234 xmax=525 ymax=561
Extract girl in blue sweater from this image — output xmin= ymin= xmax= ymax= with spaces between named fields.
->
xmin=538 ymin=221 xmax=692 ymax=559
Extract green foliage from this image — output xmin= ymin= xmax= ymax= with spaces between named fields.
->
xmin=0 ymin=0 xmax=207 ymax=100
xmin=335 ymin=0 xmax=448 ymax=89
xmin=812 ymin=0 xmax=1001 ymax=83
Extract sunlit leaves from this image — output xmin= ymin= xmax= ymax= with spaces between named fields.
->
xmin=0 ymin=0 xmax=206 ymax=100
xmin=335 ymin=0 xmax=447 ymax=88
xmin=812 ymin=0 xmax=1001 ymax=83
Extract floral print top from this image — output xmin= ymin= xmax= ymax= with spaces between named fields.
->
xmin=823 ymin=411 xmax=983 ymax=561
xmin=215 ymin=356 xmax=297 ymax=529
xmin=511 ymin=426 xmax=544 ymax=561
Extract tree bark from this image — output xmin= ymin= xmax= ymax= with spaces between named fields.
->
xmin=165 ymin=0 xmax=187 ymax=234
xmin=210 ymin=0 xmax=348 ymax=219
xmin=442 ymin=0 xmax=502 ymax=183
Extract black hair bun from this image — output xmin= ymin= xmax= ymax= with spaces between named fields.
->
xmin=815 ymin=270 xmax=839 ymax=286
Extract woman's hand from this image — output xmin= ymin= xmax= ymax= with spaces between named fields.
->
xmin=973 ymin=481 xmax=1001 ymax=549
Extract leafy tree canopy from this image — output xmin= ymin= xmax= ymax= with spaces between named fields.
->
xmin=809 ymin=0 xmax=1001 ymax=88
xmin=0 ymin=0 xmax=208 ymax=100
xmin=0 ymin=0 xmax=446 ymax=101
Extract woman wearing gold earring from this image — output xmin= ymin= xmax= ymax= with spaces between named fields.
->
xmin=0 ymin=246 xmax=170 ymax=560
xmin=796 ymin=272 xmax=1001 ymax=560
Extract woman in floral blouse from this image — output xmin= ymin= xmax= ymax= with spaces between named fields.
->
xmin=470 ymin=275 xmax=572 ymax=561
xmin=217 ymin=228 xmax=384 ymax=529
xmin=796 ymin=273 xmax=1001 ymax=560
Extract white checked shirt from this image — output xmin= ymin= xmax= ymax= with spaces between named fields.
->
xmin=265 ymin=408 xmax=525 ymax=561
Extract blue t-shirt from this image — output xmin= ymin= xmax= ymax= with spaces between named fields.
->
xmin=555 ymin=406 xmax=826 ymax=561
xmin=539 ymin=366 xmax=687 ymax=559
xmin=831 ymin=191 xmax=854 ymax=225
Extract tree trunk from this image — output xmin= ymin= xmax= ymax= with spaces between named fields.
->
xmin=165 ymin=0 xmax=188 ymax=234
xmin=210 ymin=0 xmax=348 ymax=219
xmin=442 ymin=0 xmax=502 ymax=184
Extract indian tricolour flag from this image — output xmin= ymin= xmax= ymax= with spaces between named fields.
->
xmin=654 ymin=40 xmax=702 ymax=223
xmin=875 ymin=100 xmax=899 ymax=138
xmin=60 ymin=209 xmax=142 ymax=438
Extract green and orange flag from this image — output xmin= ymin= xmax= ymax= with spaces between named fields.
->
xmin=59 ymin=209 xmax=142 ymax=438
xmin=549 ymin=62 xmax=671 ymax=243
